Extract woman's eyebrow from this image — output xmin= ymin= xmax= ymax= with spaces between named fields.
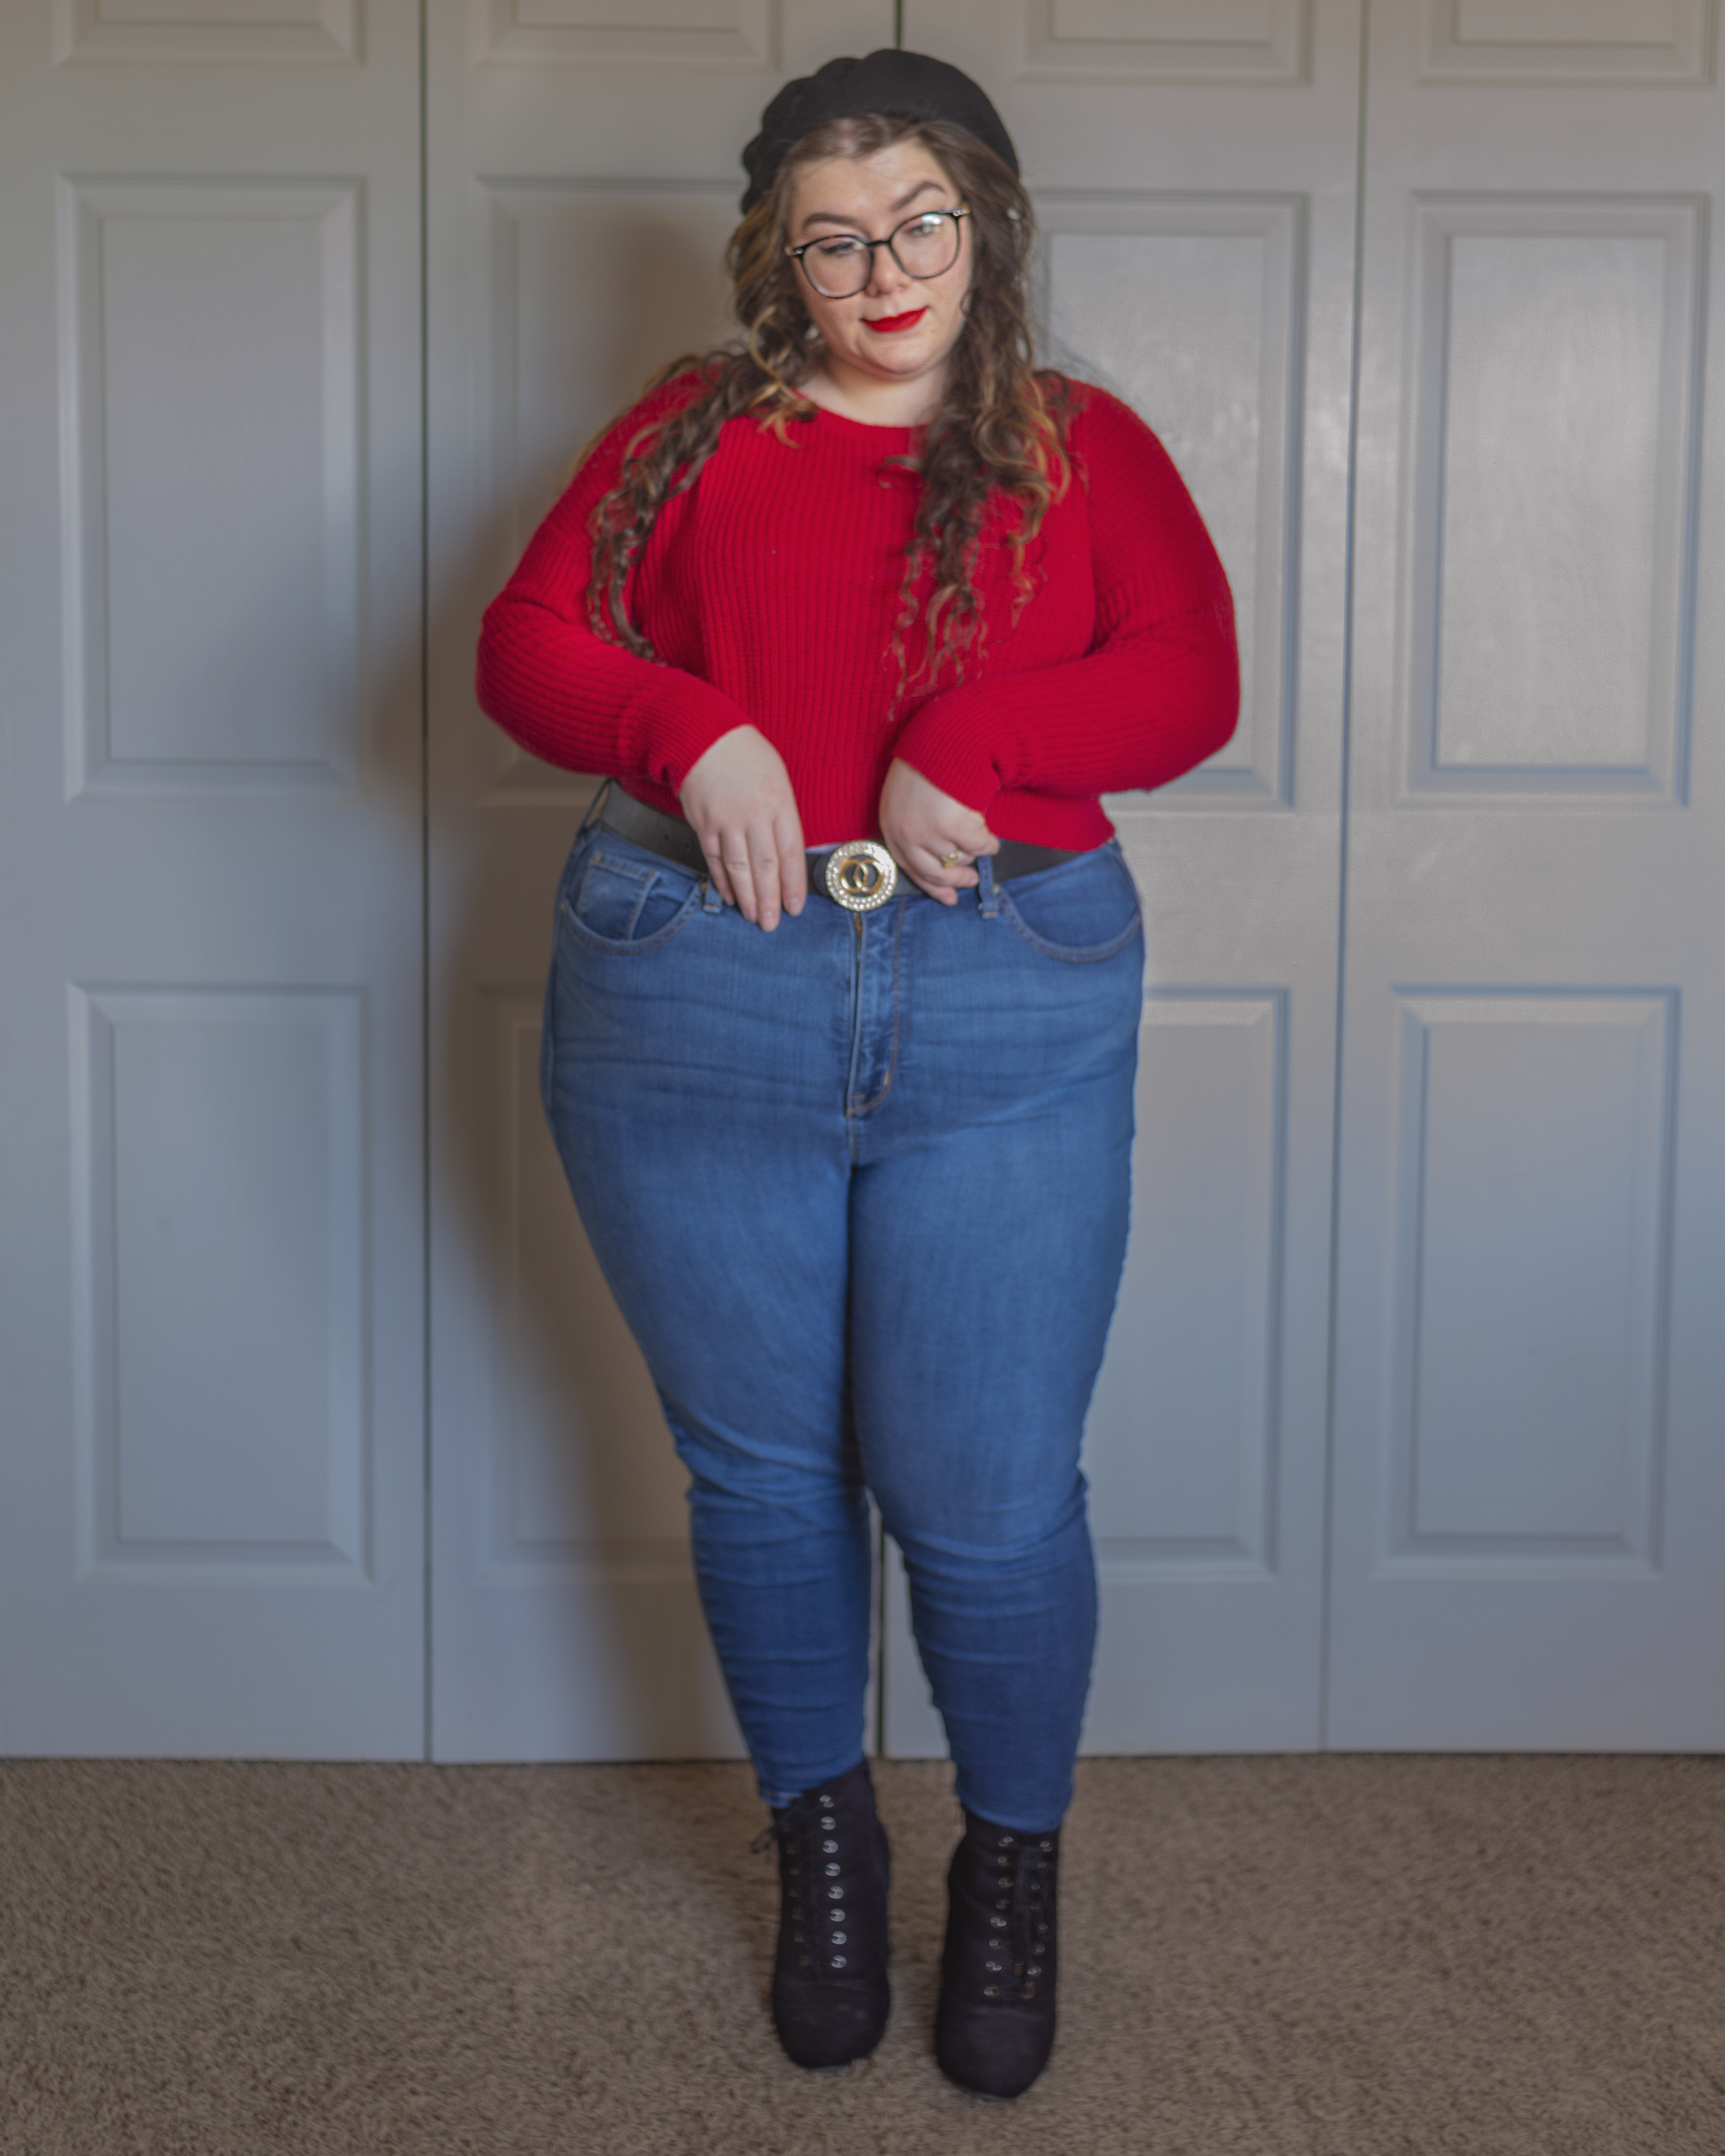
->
xmin=798 ymin=178 xmax=945 ymax=233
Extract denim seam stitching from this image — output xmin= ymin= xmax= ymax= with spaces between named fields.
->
xmin=558 ymin=885 xmax=704 ymax=956
xmin=846 ymin=895 xmax=905 ymax=1119
xmin=997 ymin=900 xmax=1143 ymax=966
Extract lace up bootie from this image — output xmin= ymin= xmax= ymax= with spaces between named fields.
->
xmin=935 ymin=1810 xmax=1060 ymax=2099
xmin=765 ymin=1760 xmax=891 ymax=2070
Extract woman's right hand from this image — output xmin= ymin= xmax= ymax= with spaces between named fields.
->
xmin=679 ymin=726 xmax=807 ymax=932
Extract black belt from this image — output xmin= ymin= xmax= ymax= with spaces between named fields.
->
xmin=592 ymin=781 xmax=1081 ymax=905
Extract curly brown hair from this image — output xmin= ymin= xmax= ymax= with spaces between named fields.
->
xmin=585 ymin=113 xmax=1071 ymax=695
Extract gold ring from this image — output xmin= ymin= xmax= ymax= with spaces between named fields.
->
xmin=938 ymin=850 xmax=968 ymax=868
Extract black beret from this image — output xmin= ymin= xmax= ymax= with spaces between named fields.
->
xmin=740 ymin=48 xmax=1018 ymax=213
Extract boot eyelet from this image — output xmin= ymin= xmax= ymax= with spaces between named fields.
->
xmin=824 ymin=1862 xmax=840 ymax=1876
xmin=831 ymin=1931 xmax=846 ymax=1945
xmin=822 ymin=1839 xmax=837 ymax=1853
xmin=831 ymin=1956 xmax=846 ymax=1969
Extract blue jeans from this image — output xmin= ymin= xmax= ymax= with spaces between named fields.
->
xmin=541 ymin=821 xmax=1143 ymax=1832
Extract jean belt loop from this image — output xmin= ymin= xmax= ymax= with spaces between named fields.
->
xmin=578 ymin=776 xmax=613 ymax=841
xmin=977 ymin=851 xmax=1001 ymax=920
xmin=702 ymin=868 xmax=724 ymax=914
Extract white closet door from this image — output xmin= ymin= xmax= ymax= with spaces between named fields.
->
xmin=883 ymin=0 xmax=1364 ymax=1753
xmin=1329 ymin=0 xmax=1725 ymax=1745
xmin=0 ymin=2 xmax=426 ymax=1754
xmin=425 ymin=0 xmax=896 ymax=1761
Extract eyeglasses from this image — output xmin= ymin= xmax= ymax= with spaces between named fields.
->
xmin=785 ymin=207 xmax=970 ymax=299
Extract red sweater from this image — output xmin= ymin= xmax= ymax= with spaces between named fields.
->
xmin=476 ymin=372 xmax=1238 ymax=851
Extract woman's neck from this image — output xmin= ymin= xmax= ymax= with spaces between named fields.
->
xmin=798 ymin=355 xmax=946 ymax=429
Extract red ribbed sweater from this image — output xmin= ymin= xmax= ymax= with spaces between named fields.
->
xmin=476 ymin=372 xmax=1239 ymax=851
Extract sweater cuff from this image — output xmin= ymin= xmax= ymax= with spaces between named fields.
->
xmin=890 ymin=686 xmax=1010 ymax=819
xmin=633 ymin=671 xmax=755 ymax=795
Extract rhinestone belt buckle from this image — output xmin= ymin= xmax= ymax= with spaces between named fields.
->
xmin=823 ymin=841 xmax=897 ymax=912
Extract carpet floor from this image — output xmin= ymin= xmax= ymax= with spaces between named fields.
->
xmin=1 ymin=1754 xmax=1721 ymax=2154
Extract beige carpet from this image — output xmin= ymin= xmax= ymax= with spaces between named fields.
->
xmin=2 ymin=1754 xmax=1721 ymax=2155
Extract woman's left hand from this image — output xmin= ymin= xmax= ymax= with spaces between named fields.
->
xmin=879 ymin=758 xmax=999 ymax=906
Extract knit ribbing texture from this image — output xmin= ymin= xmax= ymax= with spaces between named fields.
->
xmin=476 ymin=373 xmax=1239 ymax=850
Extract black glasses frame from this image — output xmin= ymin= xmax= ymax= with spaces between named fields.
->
xmin=785 ymin=207 xmax=971 ymax=297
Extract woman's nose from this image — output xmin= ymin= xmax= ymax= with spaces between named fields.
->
xmin=865 ymin=245 xmax=910 ymax=297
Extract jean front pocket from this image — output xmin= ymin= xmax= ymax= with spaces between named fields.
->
xmin=559 ymin=841 xmax=703 ymax=954
xmin=998 ymin=844 xmax=1143 ymax=963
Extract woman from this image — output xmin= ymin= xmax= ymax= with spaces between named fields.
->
xmin=477 ymin=49 xmax=1237 ymax=2098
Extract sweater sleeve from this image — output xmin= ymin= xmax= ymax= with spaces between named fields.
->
xmin=890 ymin=388 xmax=1240 ymax=818
xmin=475 ymin=374 xmax=754 ymax=792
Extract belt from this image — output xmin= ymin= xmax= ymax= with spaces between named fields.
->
xmin=592 ymin=781 xmax=1081 ymax=913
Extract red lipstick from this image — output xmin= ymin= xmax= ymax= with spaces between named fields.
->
xmin=863 ymin=309 xmax=928 ymax=334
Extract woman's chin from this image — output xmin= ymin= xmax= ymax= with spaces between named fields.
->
xmin=841 ymin=335 xmax=950 ymax=385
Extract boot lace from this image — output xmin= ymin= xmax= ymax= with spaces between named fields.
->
xmin=980 ymin=1833 xmax=1055 ymax=2002
xmin=755 ymin=1788 xmax=860 ymax=1977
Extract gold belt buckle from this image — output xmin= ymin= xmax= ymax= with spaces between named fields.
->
xmin=823 ymin=840 xmax=897 ymax=912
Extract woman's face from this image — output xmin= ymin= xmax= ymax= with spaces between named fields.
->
xmin=785 ymin=140 xmax=973 ymax=406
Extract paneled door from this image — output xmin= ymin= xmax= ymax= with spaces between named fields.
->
xmin=881 ymin=0 xmax=1364 ymax=1752
xmin=425 ymin=1 xmax=896 ymax=1760
xmin=11 ymin=0 xmax=1713 ymax=1764
xmin=1329 ymin=0 xmax=1725 ymax=1745
xmin=0 ymin=2 xmax=427 ymax=1753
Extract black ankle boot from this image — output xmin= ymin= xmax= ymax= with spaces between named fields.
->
xmin=764 ymin=1760 xmax=891 ymax=2070
xmin=935 ymin=1810 xmax=1060 ymax=2098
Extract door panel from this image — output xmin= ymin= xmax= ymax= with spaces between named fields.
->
xmin=1381 ymin=993 xmax=1673 ymax=1560
xmin=75 ymin=987 xmax=369 ymax=1565
xmin=1404 ymin=196 xmax=1700 ymax=799
xmin=425 ymin=0 xmax=897 ymax=1761
xmin=883 ymin=0 xmax=1364 ymax=1754
xmin=1012 ymin=0 xmax=1312 ymax=84
xmin=1328 ymin=0 xmax=1725 ymax=1746
xmin=0 ymin=0 xmax=426 ymax=1754
xmin=1418 ymin=0 xmax=1713 ymax=86
xmin=1039 ymin=193 xmax=1304 ymax=804
xmin=61 ymin=178 xmax=365 ymax=791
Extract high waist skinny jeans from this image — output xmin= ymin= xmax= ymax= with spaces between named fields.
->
xmin=541 ymin=818 xmax=1143 ymax=1832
